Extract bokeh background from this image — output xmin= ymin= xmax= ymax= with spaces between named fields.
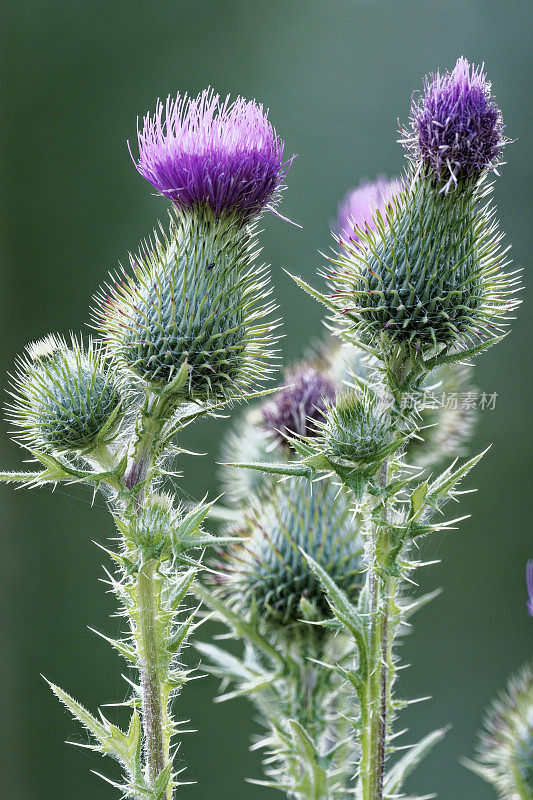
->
xmin=1 ymin=1 xmax=531 ymax=798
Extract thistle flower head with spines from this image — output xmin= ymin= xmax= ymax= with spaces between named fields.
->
xmin=320 ymin=385 xmax=394 ymax=465
xmin=403 ymin=56 xmax=508 ymax=193
xmin=131 ymin=88 xmax=291 ymax=225
xmin=337 ymin=175 xmax=402 ymax=243
xmin=469 ymin=662 xmax=533 ymax=800
xmin=7 ymin=333 xmax=123 ymax=454
xmin=96 ymin=210 xmax=279 ymax=403
xmin=213 ymin=477 xmax=364 ymax=629
xmin=329 ymin=169 xmax=520 ymax=360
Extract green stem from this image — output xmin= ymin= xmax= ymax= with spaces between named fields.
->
xmin=137 ymin=559 xmax=168 ymax=790
xmin=361 ymin=459 xmax=396 ymax=800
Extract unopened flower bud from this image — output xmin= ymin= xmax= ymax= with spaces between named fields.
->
xmin=8 ymin=334 xmax=122 ymax=454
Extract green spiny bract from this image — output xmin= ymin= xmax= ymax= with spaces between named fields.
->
xmin=7 ymin=333 xmax=123 ymax=455
xmin=215 ymin=477 xmax=364 ymax=628
xmin=114 ymin=492 xmax=227 ymax=569
xmin=321 ymin=386 xmax=395 ymax=466
xmin=97 ymin=209 xmax=278 ymax=403
xmin=328 ymin=172 xmax=519 ymax=364
xmin=468 ymin=662 xmax=533 ymax=800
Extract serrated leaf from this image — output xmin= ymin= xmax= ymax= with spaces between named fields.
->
xmin=384 ymin=727 xmax=448 ymax=794
xmin=288 ymin=718 xmax=328 ymax=799
xmin=425 ymin=448 xmax=489 ymax=508
xmin=153 ymin=761 xmax=173 ymax=799
xmin=424 ymin=334 xmax=508 ymax=369
xmin=192 ymin=583 xmax=289 ymax=668
xmin=195 ymin=641 xmax=255 ymax=682
xmin=410 ymin=481 xmax=428 ymax=519
xmin=167 ymin=568 xmax=196 ymax=610
xmin=88 ymin=627 xmax=137 ymax=663
xmin=230 ymin=460 xmax=315 ymax=479
xmin=301 ymin=551 xmax=367 ymax=674
xmin=46 ymin=679 xmax=129 ymax=764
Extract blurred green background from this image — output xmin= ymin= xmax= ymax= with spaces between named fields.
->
xmin=1 ymin=1 xmax=531 ymax=798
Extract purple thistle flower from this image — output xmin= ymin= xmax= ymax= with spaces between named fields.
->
xmin=527 ymin=560 xmax=533 ymax=617
xmin=131 ymin=88 xmax=292 ymax=224
xmin=404 ymin=57 xmax=507 ymax=191
xmin=261 ymin=366 xmax=336 ymax=447
xmin=337 ymin=176 xmax=402 ymax=243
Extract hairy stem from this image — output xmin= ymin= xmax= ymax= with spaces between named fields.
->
xmin=361 ymin=455 xmax=398 ymax=800
xmin=137 ymin=559 xmax=167 ymax=786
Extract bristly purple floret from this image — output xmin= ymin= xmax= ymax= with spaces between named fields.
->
xmin=404 ymin=57 xmax=507 ymax=192
xmin=131 ymin=88 xmax=291 ymax=224
xmin=261 ymin=366 xmax=336 ymax=447
xmin=337 ymin=176 xmax=402 ymax=243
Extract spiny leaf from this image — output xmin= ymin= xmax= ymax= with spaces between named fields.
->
xmin=424 ymin=334 xmax=508 ymax=368
xmin=301 ymin=550 xmax=367 ymax=674
xmin=384 ymin=727 xmax=448 ymax=794
xmin=426 ymin=447 xmax=489 ymax=507
xmin=88 ymin=627 xmax=137 ymax=663
xmin=46 ymin=679 xmax=129 ymax=764
xmin=192 ymin=583 xmax=289 ymax=668
xmin=227 ymin=460 xmax=315 ymax=479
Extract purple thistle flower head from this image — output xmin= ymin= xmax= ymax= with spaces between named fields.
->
xmin=261 ymin=366 xmax=336 ymax=448
xmin=527 ymin=560 xmax=533 ymax=617
xmin=337 ymin=176 xmax=402 ymax=243
xmin=405 ymin=57 xmax=507 ymax=191
xmin=131 ymin=88 xmax=292 ymax=224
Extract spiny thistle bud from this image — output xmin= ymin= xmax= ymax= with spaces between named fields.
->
xmin=131 ymin=88 xmax=291 ymax=225
xmin=261 ymin=365 xmax=336 ymax=448
xmin=7 ymin=334 xmax=123 ymax=454
xmin=337 ymin=176 xmax=402 ymax=243
xmin=330 ymin=174 xmax=519 ymax=357
xmin=119 ymin=492 xmax=175 ymax=561
xmin=470 ymin=663 xmax=533 ymax=800
xmin=321 ymin=387 xmax=393 ymax=466
xmin=406 ymin=364 xmax=476 ymax=468
xmin=327 ymin=60 xmax=518 ymax=362
xmin=97 ymin=211 xmax=278 ymax=402
xmin=214 ymin=478 xmax=364 ymax=627
xmin=403 ymin=57 xmax=507 ymax=193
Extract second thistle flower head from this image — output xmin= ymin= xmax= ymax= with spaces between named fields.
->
xmin=214 ymin=478 xmax=364 ymax=629
xmin=337 ymin=176 xmax=402 ymax=243
xmin=97 ymin=212 xmax=278 ymax=403
xmin=261 ymin=365 xmax=336 ymax=448
xmin=132 ymin=89 xmax=290 ymax=225
xmin=405 ymin=57 xmax=507 ymax=191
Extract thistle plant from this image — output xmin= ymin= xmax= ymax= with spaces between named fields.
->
xmin=0 ymin=88 xmax=291 ymax=798
xmin=1 ymin=58 xmax=526 ymax=800
xmin=197 ymin=56 xmax=522 ymax=800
